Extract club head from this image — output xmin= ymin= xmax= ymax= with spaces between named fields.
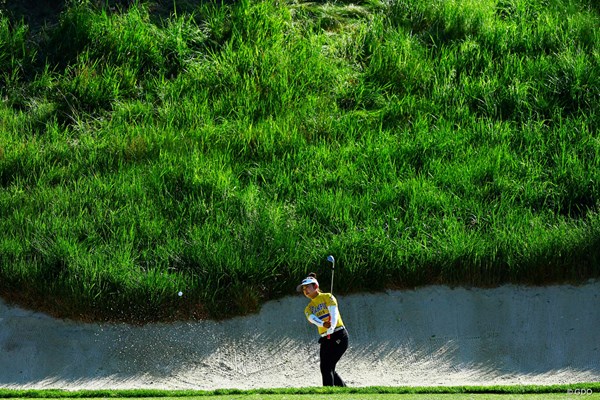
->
xmin=327 ymin=255 xmax=335 ymax=266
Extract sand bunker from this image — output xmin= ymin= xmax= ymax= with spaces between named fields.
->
xmin=1 ymin=282 xmax=599 ymax=389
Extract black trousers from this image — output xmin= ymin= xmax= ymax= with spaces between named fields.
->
xmin=318 ymin=328 xmax=348 ymax=387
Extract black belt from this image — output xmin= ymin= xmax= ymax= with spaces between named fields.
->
xmin=320 ymin=325 xmax=345 ymax=337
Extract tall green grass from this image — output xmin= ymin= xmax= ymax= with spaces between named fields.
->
xmin=0 ymin=0 xmax=599 ymax=321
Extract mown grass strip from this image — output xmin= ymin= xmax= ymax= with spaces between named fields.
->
xmin=1 ymin=384 xmax=600 ymax=398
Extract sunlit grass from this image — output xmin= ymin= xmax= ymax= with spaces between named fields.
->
xmin=0 ymin=0 xmax=598 ymax=321
xmin=1 ymin=383 xmax=600 ymax=397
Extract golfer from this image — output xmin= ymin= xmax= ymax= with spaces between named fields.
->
xmin=297 ymin=272 xmax=349 ymax=387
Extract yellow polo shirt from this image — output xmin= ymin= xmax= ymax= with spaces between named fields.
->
xmin=304 ymin=292 xmax=344 ymax=336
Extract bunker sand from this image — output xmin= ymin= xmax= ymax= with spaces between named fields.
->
xmin=1 ymin=283 xmax=599 ymax=389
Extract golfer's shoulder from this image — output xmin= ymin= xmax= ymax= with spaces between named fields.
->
xmin=321 ymin=292 xmax=338 ymax=305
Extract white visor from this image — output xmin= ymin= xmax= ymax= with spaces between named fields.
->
xmin=296 ymin=277 xmax=318 ymax=292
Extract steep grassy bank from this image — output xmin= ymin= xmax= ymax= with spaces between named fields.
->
xmin=1 ymin=0 xmax=599 ymax=321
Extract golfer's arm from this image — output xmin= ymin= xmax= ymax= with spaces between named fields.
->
xmin=328 ymin=305 xmax=338 ymax=328
xmin=307 ymin=314 xmax=324 ymax=327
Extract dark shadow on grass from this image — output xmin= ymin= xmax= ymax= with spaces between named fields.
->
xmin=1 ymin=0 xmax=216 ymax=29
xmin=0 ymin=0 xmax=65 ymax=30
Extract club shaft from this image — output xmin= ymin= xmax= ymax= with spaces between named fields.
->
xmin=331 ymin=263 xmax=335 ymax=293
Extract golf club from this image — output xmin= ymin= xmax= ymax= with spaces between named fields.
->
xmin=327 ymin=255 xmax=335 ymax=294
